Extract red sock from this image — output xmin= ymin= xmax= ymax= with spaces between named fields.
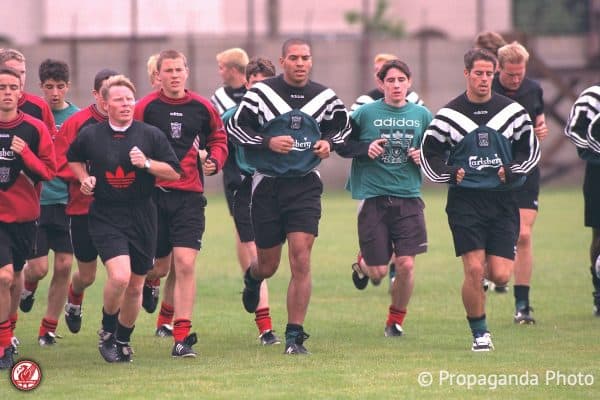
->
xmin=146 ymin=278 xmax=160 ymax=287
xmin=156 ymin=302 xmax=174 ymax=328
xmin=24 ymin=280 xmax=38 ymax=293
xmin=0 ymin=320 xmax=11 ymax=354
xmin=9 ymin=313 xmax=17 ymax=334
xmin=255 ymin=307 xmax=273 ymax=334
xmin=386 ymin=305 xmax=407 ymax=327
xmin=173 ymin=319 xmax=191 ymax=342
xmin=38 ymin=318 xmax=58 ymax=337
xmin=68 ymin=283 xmax=84 ymax=306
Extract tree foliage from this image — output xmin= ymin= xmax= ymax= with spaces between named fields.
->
xmin=345 ymin=0 xmax=405 ymax=38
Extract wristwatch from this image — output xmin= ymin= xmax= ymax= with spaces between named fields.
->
xmin=144 ymin=158 xmax=152 ymax=170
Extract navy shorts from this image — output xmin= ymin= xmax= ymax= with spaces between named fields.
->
xmin=233 ymin=175 xmax=254 ymax=243
xmin=31 ymin=204 xmax=73 ymax=257
xmin=154 ymin=189 xmax=206 ymax=258
xmin=446 ymin=187 xmax=519 ymax=260
xmin=358 ymin=196 xmax=427 ymax=266
xmin=0 ymin=221 xmax=37 ymax=272
xmin=70 ymin=215 xmax=98 ymax=263
xmin=584 ymin=163 xmax=600 ymax=229
xmin=88 ymin=199 xmax=157 ymax=275
xmin=251 ymin=172 xmax=322 ymax=249
xmin=514 ymin=167 xmax=540 ymax=210
xmin=222 ymin=151 xmax=243 ymax=216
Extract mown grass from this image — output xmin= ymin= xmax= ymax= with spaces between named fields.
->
xmin=4 ymin=186 xmax=599 ymax=399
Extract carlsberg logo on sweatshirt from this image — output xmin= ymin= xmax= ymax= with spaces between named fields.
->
xmin=0 ymin=147 xmax=16 ymax=161
xmin=468 ymin=154 xmax=502 ymax=170
xmin=373 ymin=118 xmax=421 ymax=128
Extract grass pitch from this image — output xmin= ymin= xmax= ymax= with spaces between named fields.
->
xmin=3 ymin=186 xmax=599 ymax=399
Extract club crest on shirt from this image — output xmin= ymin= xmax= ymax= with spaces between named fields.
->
xmin=477 ymin=132 xmax=489 ymax=147
xmin=0 ymin=167 xmax=10 ymax=183
xmin=289 ymin=115 xmax=302 ymax=130
xmin=170 ymin=122 xmax=182 ymax=139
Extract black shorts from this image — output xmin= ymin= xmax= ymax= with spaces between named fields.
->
xmin=70 ymin=215 xmax=98 ymax=263
xmin=584 ymin=163 xmax=600 ymax=228
xmin=358 ymin=196 xmax=427 ymax=266
xmin=0 ymin=221 xmax=37 ymax=272
xmin=154 ymin=189 xmax=206 ymax=258
xmin=514 ymin=167 xmax=540 ymax=210
xmin=233 ymin=175 xmax=254 ymax=243
xmin=446 ymin=188 xmax=519 ymax=259
xmin=251 ymin=172 xmax=322 ymax=249
xmin=31 ymin=204 xmax=73 ymax=257
xmin=222 ymin=153 xmax=243 ymax=216
xmin=88 ymin=199 xmax=157 ymax=275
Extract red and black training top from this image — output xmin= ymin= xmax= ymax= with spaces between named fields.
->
xmin=0 ymin=111 xmax=56 ymax=223
xmin=55 ymin=104 xmax=107 ymax=216
xmin=134 ymin=90 xmax=228 ymax=192
xmin=18 ymin=92 xmax=57 ymax=138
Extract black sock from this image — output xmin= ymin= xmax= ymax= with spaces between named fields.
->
xmin=467 ymin=314 xmax=487 ymax=336
xmin=591 ymin=266 xmax=600 ymax=292
xmin=514 ymin=285 xmax=529 ymax=310
xmin=102 ymin=308 xmax=119 ymax=334
xmin=285 ymin=323 xmax=303 ymax=345
xmin=115 ymin=321 xmax=134 ymax=345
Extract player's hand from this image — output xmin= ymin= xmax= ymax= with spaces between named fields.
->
xmin=129 ymin=146 xmax=147 ymax=168
xmin=268 ymin=136 xmax=294 ymax=154
xmin=456 ymin=168 xmax=465 ymax=184
xmin=368 ymin=138 xmax=387 ymax=159
xmin=198 ymin=149 xmax=208 ymax=163
xmin=313 ymin=140 xmax=331 ymax=159
xmin=407 ymin=147 xmax=421 ymax=165
xmin=80 ymin=176 xmax=96 ymax=196
xmin=498 ymin=166 xmax=506 ymax=183
xmin=534 ymin=120 xmax=548 ymax=141
xmin=203 ymin=158 xmax=217 ymax=175
xmin=10 ymin=136 xmax=27 ymax=154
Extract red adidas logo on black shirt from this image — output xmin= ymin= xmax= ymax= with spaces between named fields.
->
xmin=105 ymin=166 xmax=135 ymax=189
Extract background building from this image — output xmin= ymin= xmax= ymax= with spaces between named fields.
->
xmin=1 ymin=0 xmax=597 ymax=188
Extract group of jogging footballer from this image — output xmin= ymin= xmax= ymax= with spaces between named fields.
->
xmin=0 ymin=33 xmax=598 ymax=368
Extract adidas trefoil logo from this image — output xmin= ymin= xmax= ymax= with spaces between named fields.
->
xmin=105 ymin=166 xmax=135 ymax=189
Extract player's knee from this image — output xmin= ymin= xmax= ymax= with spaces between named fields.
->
xmin=107 ymin=274 xmax=129 ymax=291
xmin=0 ymin=267 xmax=13 ymax=288
xmin=394 ymin=258 xmax=414 ymax=276
xmin=518 ymin=228 xmax=532 ymax=247
xmin=54 ymin=253 xmax=73 ymax=270
xmin=464 ymin=263 xmax=485 ymax=282
xmin=53 ymin=262 xmax=72 ymax=280
xmin=125 ymin=282 xmax=143 ymax=298
xmin=27 ymin=261 xmax=49 ymax=280
xmin=488 ymin=269 xmax=511 ymax=286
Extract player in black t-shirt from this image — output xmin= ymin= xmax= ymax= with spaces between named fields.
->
xmin=67 ymin=75 xmax=180 ymax=363
xmin=492 ymin=42 xmax=548 ymax=324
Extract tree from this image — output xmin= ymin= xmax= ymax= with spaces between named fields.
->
xmin=344 ymin=0 xmax=405 ymax=38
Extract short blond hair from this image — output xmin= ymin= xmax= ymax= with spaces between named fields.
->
xmin=373 ymin=53 xmax=398 ymax=64
xmin=100 ymin=74 xmax=136 ymax=100
xmin=0 ymin=48 xmax=26 ymax=65
xmin=216 ymin=48 xmax=249 ymax=74
xmin=497 ymin=41 xmax=530 ymax=67
xmin=146 ymin=53 xmax=159 ymax=82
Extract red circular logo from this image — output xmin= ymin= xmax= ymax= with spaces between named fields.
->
xmin=10 ymin=360 xmax=42 ymax=391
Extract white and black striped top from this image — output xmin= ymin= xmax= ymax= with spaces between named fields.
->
xmin=228 ymin=74 xmax=351 ymax=147
xmin=210 ymin=85 xmax=247 ymax=116
xmin=421 ymin=92 xmax=540 ymax=189
xmin=565 ymin=84 xmax=600 ymax=158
